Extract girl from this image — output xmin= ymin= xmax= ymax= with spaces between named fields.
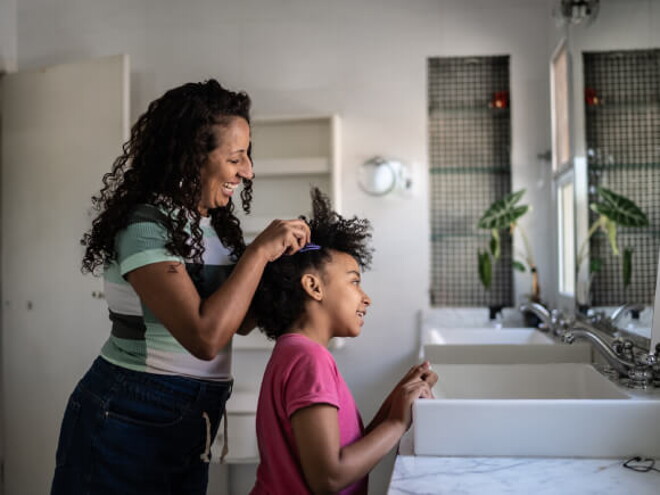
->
xmin=249 ymin=188 xmax=437 ymax=494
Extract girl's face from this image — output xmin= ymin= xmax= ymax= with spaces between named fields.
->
xmin=321 ymin=251 xmax=372 ymax=338
xmin=198 ymin=117 xmax=253 ymax=215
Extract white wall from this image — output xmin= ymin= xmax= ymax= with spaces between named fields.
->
xmin=0 ymin=0 xmax=17 ymax=488
xmin=11 ymin=0 xmax=558 ymax=493
xmin=0 ymin=0 xmax=17 ymax=73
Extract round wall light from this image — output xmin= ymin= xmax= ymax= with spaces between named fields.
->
xmin=358 ymin=156 xmax=411 ymax=197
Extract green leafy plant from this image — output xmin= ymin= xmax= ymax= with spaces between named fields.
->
xmin=476 ymin=189 xmax=540 ymax=301
xmin=576 ymin=186 xmax=649 ymax=301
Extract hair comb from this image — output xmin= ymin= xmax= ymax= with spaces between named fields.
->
xmin=298 ymin=243 xmax=322 ymax=253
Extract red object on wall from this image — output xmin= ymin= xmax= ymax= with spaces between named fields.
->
xmin=490 ymin=91 xmax=509 ymax=109
xmin=585 ymin=87 xmax=601 ymax=106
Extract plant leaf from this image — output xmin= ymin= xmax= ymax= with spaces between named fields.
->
xmin=489 ymin=229 xmax=501 ymax=259
xmin=477 ymin=189 xmax=528 ymax=230
xmin=478 ymin=251 xmax=492 ymax=289
xmin=512 ymin=260 xmax=527 ymax=272
xmin=622 ymin=247 xmax=633 ymax=287
xmin=589 ymin=257 xmax=603 ymax=274
xmin=603 ymin=217 xmax=620 ymax=256
xmin=591 ymin=187 xmax=649 ymax=227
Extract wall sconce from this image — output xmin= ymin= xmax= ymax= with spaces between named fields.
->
xmin=555 ymin=0 xmax=600 ymax=26
xmin=357 ymin=156 xmax=412 ymax=197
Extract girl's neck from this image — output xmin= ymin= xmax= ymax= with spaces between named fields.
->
xmin=288 ymin=314 xmax=332 ymax=347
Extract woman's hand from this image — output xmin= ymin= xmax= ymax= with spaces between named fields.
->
xmin=249 ymin=219 xmax=311 ymax=262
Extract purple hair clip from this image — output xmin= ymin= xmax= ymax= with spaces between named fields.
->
xmin=298 ymin=243 xmax=322 ymax=253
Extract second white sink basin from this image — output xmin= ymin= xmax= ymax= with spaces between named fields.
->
xmin=432 ymin=363 xmax=628 ymax=399
xmin=423 ymin=328 xmax=591 ymax=364
xmin=413 ymin=363 xmax=660 ymax=458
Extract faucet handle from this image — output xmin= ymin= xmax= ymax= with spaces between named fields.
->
xmin=554 ymin=314 xmax=574 ymax=336
xmin=620 ymin=340 xmax=636 ymax=362
xmin=611 ymin=338 xmax=634 ymax=353
xmin=637 ymin=353 xmax=657 ymax=367
xmin=627 ymin=366 xmax=653 ymax=389
xmin=588 ymin=311 xmax=607 ymax=325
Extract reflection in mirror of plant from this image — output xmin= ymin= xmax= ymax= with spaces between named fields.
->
xmin=576 ymin=186 xmax=649 ymax=304
xmin=476 ymin=189 xmax=540 ymax=302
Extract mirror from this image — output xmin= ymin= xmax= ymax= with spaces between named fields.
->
xmin=652 ymin=250 xmax=660 ymax=350
xmin=556 ymin=0 xmax=659 ymax=348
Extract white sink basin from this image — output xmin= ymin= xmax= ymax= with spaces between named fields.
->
xmin=423 ymin=328 xmax=591 ymax=365
xmin=427 ymin=327 xmax=553 ymax=345
xmin=413 ymin=363 xmax=660 ymax=458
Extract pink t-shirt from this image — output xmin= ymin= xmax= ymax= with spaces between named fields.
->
xmin=250 ymin=333 xmax=367 ymax=495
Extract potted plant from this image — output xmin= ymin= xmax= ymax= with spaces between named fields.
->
xmin=476 ymin=189 xmax=541 ymax=323
xmin=576 ymin=186 xmax=649 ymax=310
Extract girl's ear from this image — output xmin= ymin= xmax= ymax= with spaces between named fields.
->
xmin=300 ymin=273 xmax=323 ymax=301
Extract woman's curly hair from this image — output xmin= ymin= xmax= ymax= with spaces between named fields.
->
xmin=81 ymin=79 xmax=253 ymax=274
xmin=251 ymin=187 xmax=373 ymax=340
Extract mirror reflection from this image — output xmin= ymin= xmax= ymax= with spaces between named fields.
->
xmin=560 ymin=4 xmax=659 ymax=348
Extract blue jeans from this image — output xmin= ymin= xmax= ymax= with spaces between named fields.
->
xmin=51 ymin=357 xmax=232 ymax=495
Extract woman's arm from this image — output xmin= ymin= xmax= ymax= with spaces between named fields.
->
xmin=290 ymin=368 xmax=432 ymax=494
xmin=127 ymin=219 xmax=309 ymax=360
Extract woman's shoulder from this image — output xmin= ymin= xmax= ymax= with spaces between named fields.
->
xmin=126 ymin=203 xmax=172 ymax=226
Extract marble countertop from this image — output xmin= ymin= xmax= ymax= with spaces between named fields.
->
xmin=388 ymin=429 xmax=660 ymax=494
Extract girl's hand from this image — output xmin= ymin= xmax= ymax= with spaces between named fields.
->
xmin=419 ymin=361 xmax=438 ymax=393
xmin=386 ymin=366 xmax=434 ymax=429
xmin=249 ymin=219 xmax=311 ymax=262
xmin=393 ymin=362 xmax=438 ymax=396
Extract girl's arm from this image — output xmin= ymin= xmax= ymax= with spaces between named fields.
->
xmin=127 ymin=219 xmax=309 ymax=360
xmin=290 ymin=367 xmax=433 ymax=494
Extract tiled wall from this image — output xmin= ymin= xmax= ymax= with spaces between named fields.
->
xmin=428 ymin=56 xmax=512 ymax=307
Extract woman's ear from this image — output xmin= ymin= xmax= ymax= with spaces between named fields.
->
xmin=300 ymin=273 xmax=323 ymax=301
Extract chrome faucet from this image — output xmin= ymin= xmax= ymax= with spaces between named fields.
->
xmin=519 ymin=302 xmax=551 ymax=330
xmin=610 ymin=303 xmax=645 ymax=325
xmin=562 ymin=322 xmax=656 ymax=389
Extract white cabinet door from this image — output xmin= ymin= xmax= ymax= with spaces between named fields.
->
xmin=1 ymin=54 xmax=129 ymax=495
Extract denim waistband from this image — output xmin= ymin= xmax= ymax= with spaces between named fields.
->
xmin=82 ymin=356 xmax=233 ymax=407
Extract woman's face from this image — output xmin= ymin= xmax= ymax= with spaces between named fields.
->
xmin=198 ymin=117 xmax=253 ymax=215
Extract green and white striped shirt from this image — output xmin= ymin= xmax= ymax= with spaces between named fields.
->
xmin=100 ymin=204 xmax=234 ymax=380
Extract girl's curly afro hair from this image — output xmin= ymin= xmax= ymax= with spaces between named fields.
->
xmin=251 ymin=187 xmax=373 ymax=340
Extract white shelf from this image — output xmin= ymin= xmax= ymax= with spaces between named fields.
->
xmin=254 ymin=156 xmax=330 ymax=176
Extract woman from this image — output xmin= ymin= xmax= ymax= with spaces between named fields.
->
xmin=51 ymin=79 xmax=310 ymax=495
